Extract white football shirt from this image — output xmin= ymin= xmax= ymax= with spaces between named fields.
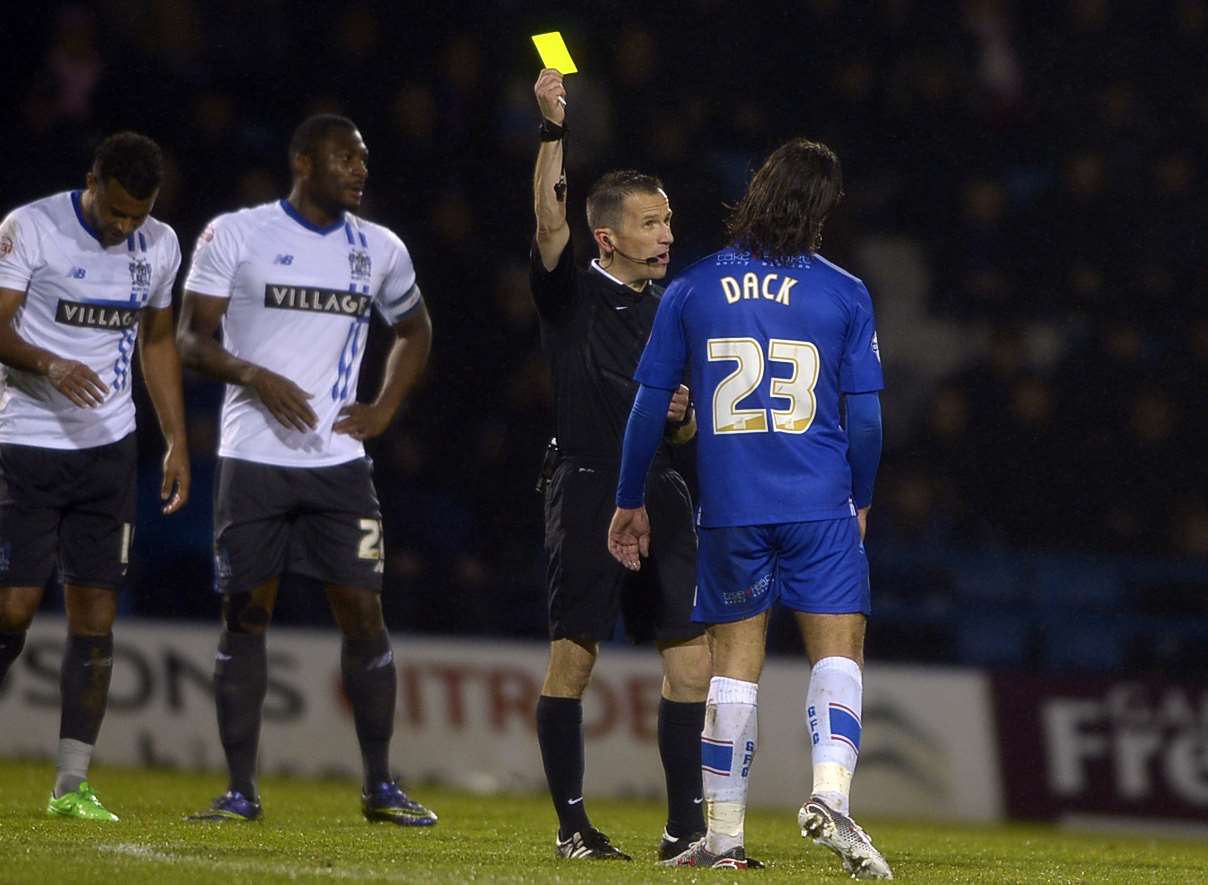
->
xmin=184 ymin=200 xmax=423 ymax=467
xmin=0 ymin=191 xmax=180 ymax=449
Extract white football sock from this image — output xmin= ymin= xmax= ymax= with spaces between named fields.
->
xmin=806 ymin=656 xmax=863 ymax=815
xmin=54 ymin=738 xmax=93 ymax=797
xmin=701 ymin=676 xmax=758 ymax=854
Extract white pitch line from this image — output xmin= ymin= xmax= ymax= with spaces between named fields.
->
xmin=98 ymin=842 xmax=416 ymax=882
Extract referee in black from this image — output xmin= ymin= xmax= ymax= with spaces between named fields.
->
xmin=530 ymin=68 xmax=709 ymax=862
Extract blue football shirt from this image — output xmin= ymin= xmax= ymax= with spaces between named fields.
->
xmin=635 ymin=248 xmax=883 ymax=527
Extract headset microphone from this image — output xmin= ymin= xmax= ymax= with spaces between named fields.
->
xmin=606 ymin=237 xmax=662 ymax=266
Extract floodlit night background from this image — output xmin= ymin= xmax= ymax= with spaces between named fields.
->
xmin=5 ymin=3 xmax=1205 ymax=693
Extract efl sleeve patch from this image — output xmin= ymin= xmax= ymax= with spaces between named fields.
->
xmin=183 ymin=217 xmax=240 ymax=298
xmin=0 ymin=212 xmax=39 ymax=292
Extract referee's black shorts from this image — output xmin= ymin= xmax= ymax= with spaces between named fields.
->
xmin=544 ymin=459 xmax=702 ymax=644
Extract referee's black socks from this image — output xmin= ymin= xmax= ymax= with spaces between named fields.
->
xmin=536 ymin=695 xmax=591 ymax=839
xmin=341 ymin=631 xmax=396 ymax=789
xmin=0 ymin=630 xmax=25 ymax=683
xmin=214 ymin=630 xmax=267 ymax=801
xmin=659 ymin=697 xmax=707 ymax=838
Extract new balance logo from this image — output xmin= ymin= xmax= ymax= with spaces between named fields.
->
xmin=55 ymin=300 xmax=140 ymax=329
xmin=67 ymin=266 xmax=87 ymax=279
xmin=264 ymin=285 xmax=371 ymax=317
xmin=273 ymin=254 xmax=295 ymax=265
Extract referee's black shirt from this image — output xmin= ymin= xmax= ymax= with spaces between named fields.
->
xmin=530 ymin=234 xmax=673 ymax=466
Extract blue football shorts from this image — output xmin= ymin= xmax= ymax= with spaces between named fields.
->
xmin=694 ymin=517 xmax=870 ymax=624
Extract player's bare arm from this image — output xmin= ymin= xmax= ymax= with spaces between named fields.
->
xmin=607 ymin=505 xmax=651 ymax=572
xmin=138 ymin=304 xmax=190 ymax=514
xmin=177 ymin=290 xmax=317 ymax=432
xmin=533 ymin=68 xmax=569 ymax=271
xmin=0 ymin=287 xmax=108 ymax=408
xmin=856 ymin=506 xmax=869 ymax=542
xmin=333 ymin=301 xmax=432 ymax=441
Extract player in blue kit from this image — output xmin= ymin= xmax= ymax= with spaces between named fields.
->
xmin=608 ymin=139 xmax=892 ymax=878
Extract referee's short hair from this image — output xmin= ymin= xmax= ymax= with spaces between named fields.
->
xmin=289 ymin=114 xmax=358 ymax=163
xmin=93 ymin=132 xmax=163 ymax=200
xmin=586 ymin=170 xmax=664 ymax=231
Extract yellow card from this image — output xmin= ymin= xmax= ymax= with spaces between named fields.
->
xmin=531 ymin=31 xmax=578 ymax=74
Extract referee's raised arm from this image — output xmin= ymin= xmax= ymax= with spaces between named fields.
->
xmin=533 ymin=68 xmax=569 ymax=271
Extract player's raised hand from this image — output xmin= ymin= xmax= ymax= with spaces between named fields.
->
xmin=534 ymin=68 xmax=566 ymax=125
xmin=666 ymin=385 xmax=690 ymax=423
xmin=248 ymin=366 xmax=317 ymax=432
xmin=47 ymin=357 xmax=108 ymax=408
xmin=608 ymin=506 xmax=651 ymax=572
xmin=333 ymin=402 xmax=392 ymax=440
xmin=161 ymin=442 xmax=191 ymax=515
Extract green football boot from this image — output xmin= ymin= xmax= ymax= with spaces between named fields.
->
xmin=46 ymin=781 xmax=119 ymax=821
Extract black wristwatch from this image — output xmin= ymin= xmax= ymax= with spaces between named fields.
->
xmin=539 ymin=118 xmax=566 ymax=142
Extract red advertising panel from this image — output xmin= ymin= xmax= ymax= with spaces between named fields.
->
xmin=992 ymin=674 xmax=1208 ymax=821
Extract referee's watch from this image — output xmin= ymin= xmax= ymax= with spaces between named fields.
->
xmin=666 ymin=404 xmax=697 ymax=446
xmin=539 ymin=118 xmax=566 ymax=141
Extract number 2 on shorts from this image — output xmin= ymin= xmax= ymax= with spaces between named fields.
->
xmin=357 ymin=518 xmax=384 ymax=561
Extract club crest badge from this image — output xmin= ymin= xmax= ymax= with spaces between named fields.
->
xmin=129 ymin=257 xmax=152 ymax=291
xmin=348 ymin=249 xmax=372 ymax=284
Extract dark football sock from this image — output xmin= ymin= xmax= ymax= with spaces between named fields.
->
xmin=341 ymin=631 xmax=396 ymax=789
xmin=214 ymin=630 xmax=267 ymax=801
xmin=59 ymin=632 xmax=114 ymax=745
xmin=659 ymin=698 xmax=707 ymax=838
xmin=0 ymin=630 xmax=26 ymax=684
xmin=56 ymin=632 xmax=114 ymax=796
xmin=536 ymin=695 xmax=591 ymax=840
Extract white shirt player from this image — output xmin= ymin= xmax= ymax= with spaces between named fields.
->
xmin=0 ymin=191 xmax=180 ymax=449
xmin=185 ymin=200 xmax=423 ymax=467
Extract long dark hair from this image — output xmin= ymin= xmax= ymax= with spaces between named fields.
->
xmin=725 ymin=139 xmax=844 ymax=261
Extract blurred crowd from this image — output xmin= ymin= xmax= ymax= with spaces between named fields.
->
xmin=4 ymin=2 xmax=1204 ymax=648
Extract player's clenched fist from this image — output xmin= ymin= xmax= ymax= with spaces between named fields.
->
xmin=534 ymin=68 xmax=566 ymax=125
xmin=666 ymin=384 xmax=690 ymax=423
xmin=47 ymin=357 xmax=108 ymax=408
xmin=247 ymin=366 xmax=317 ymax=432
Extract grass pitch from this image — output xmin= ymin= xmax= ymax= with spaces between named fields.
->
xmin=1 ymin=761 xmax=1205 ymax=884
